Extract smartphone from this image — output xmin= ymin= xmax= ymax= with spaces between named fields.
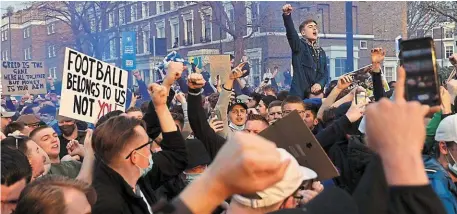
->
xmin=400 ymin=37 xmax=440 ymax=106
xmin=263 ymin=78 xmax=270 ymax=83
xmin=355 ymin=91 xmax=366 ymax=105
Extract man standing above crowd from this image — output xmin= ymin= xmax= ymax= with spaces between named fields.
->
xmin=282 ymin=4 xmax=329 ymax=99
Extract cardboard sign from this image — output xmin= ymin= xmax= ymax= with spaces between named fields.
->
xmin=259 ymin=111 xmax=339 ymax=181
xmin=59 ymin=48 xmax=128 ymax=124
xmin=1 ymin=61 xmax=47 ymax=95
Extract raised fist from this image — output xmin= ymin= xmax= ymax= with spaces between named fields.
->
xmin=371 ymin=47 xmax=386 ymax=71
xmin=282 ymin=4 xmax=293 ymax=15
xmin=148 ymin=83 xmax=168 ymax=107
xmin=163 ymin=62 xmax=185 ymax=87
xmin=187 ymin=73 xmax=206 ymax=90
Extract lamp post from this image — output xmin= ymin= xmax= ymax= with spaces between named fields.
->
xmin=6 ymin=6 xmax=14 ymax=61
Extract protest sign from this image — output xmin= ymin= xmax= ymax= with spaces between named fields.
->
xmin=1 ymin=61 xmax=47 ymax=95
xmin=59 ymin=48 xmax=128 ymax=124
xmin=259 ymin=111 xmax=339 ymax=181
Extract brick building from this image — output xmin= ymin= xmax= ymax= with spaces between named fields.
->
xmin=2 ymin=1 xmax=407 ymax=87
xmin=1 ymin=6 xmax=74 ymax=81
xmin=431 ymin=22 xmax=456 ymax=68
xmin=97 ymin=1 xmax=407 ymax=86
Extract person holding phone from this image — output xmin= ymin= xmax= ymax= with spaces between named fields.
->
xmin=282 ymin=4 xmax=329 ymax=100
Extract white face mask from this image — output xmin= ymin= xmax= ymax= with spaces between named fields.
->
xmin=229 ymin=122 xmax=245 ymax=131
xmin=135 ymin=152 xmax=154 ymax=177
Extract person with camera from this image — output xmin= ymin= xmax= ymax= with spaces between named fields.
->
xmin=282 ymin=4 xmax=329 ymax=100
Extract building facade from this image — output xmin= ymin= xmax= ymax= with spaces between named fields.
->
xmin=2 ymin=1 xmax=408 ymax=87
xmin=1 ymin=6 xmax=74 ymax=81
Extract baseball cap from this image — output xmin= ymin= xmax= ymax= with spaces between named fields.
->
xmin=435 ymin=115 xmax=457 ymax=142
xmin=232 ymin=148 xmax=317 ymax=208
xmin=228 ymin=99 xmax=248 ymax=113
xmin=0 ymin=106 xmax=15 ymax=118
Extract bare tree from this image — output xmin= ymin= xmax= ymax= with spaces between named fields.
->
xmin=424 ymin=1 xmax=457 ymax=23
xmin=33 ymin=1 xmax=121 ymax=59
xmin=198 ymin=1 xmax=269 ymax=63
xmin=406 ymin=2 xmax=440 ymax=38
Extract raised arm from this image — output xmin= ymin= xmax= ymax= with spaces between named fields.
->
xmin=371 ymin=48 xmax=387 ymax=101
xmin=282 ymin=4 xmax=301 ymax=53
xmin=187 ymin=73 xmax=226 ymax=160
xmin=317 ymin=75 xmax=353 ymax=120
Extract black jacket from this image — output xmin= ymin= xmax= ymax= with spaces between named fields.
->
xmin=187 ymin=88 xmax=226 ymax=160
xmin=283 ymin=14 xmax=328 ymax=99
xmin=92 ymin=131 xmax=187 ymax=214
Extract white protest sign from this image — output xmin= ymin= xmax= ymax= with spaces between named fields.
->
xmin=60 ymin=48 xmax=128 ymax=124
xmin=1 ymin=61 xmax=47 ymax=95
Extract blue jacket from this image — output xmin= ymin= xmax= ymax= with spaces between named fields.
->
xmin=424 ymin=156 xmax=457 ymax=214
xmin=283 ymin=14 xmax=329 ymax=99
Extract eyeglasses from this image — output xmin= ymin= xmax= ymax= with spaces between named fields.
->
xmin=125 ymin=139 xmax=154 ymax=159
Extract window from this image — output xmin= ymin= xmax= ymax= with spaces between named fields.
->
xmin=156 ymin=1 xmax=164 ymax=13
xmin=119 ymin=8 xmax=126 ymax=24
xmin=24 ymin=47 xmax=31 ymax=60
xmin=47 ymin=23 xmax=55 ymax=35
xmin=23 ymin=27 xmax=31 ymax=38
xmin=143 ymin=30 xmax=150 ymax=53
xmin=185 ymin=19 xmax=193 ymax=45
xmin=250 ymin=3 xmax=259 ymax=33
xmin=445 ymin=45 xmax=454 ymax=58
xmin=203 ymin=14 xmax=212 ymax=42
xmin=108 ymin=12 xmax=114 ymax=27
xmin=131 ymin=4 xmax=138 ymax=21
xmin=156 ymin=21 xmax=165 ymax=38
xmin=384 ymin=67 xmax=395 ymax=82
xmin=170 ymin=19 xmax=179 ymax=48
xmin=1 ymin=31 xmax=6 ymax=41
xmin=90 ymin=19 xmax=96 ymax=32
xmin=48 ymin=45 xmax=56 ymax=58
xmin=445 ymin=28 xmax=454 ymax=39
xmin=142 ymin=2 xmax=149 ymax=17
xmin=109 ymin=35 xmax=116 ymax=59
xmin=171 ymin=2 xmax=179 ymax=10
xmin=48 ymin=67 xmax=57 ymax=79
xmin=360 ymin=41 xmax=367 ymax=50
xmin=335 ymin=58 xmax=347 ymax=77
xmin=137 ymin=31 xmax=144 ymax=54
xmin=2 ymin=50 xmax=8 ymax=61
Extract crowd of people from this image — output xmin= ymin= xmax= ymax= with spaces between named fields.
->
xmin=2 ymin=4 xmax=457 ymax=214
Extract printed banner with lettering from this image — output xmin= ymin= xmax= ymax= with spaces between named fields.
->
xmin=122 ymin=31 xmax=136 ymax=70
xmin=59 ymin=48 xmax=129 ymax=124
xmin=1 ymin=61 xmax=47 ymax=95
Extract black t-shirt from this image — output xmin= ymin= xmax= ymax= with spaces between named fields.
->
xmin=58 ymin=131 xmax=86 ymax=158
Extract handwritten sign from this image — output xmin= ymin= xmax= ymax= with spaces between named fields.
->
xmin=59 ymin=48 xmax=128 ymax=124
xmin=1 ymin=61 xmax=47 ymax=95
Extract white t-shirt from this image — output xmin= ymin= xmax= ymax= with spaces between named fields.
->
xmin=137 ymin=186 xmax=153 ymax=214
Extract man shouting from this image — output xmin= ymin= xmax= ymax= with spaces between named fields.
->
xmin=282 ymin=4 xmax=329 ymax=99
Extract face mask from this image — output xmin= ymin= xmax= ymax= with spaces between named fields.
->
xmin=59 ymin=124 xmax=76 ymax=136
xmin=135 ymin=152 xmax=154 ymax=177
xmin=184 ymin=173 xmax=201 ymax=185
xmin=229 ymin=122 xmax=245 ymax=131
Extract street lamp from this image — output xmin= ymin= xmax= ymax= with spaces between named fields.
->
xmin=6 ymin=6 xmax=14 ymax=60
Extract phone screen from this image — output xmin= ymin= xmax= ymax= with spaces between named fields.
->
xmin=400 ymin=37 xmax=440 ymax=106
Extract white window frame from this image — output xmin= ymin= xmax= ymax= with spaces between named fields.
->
xmin=131 ymin=4 xmax=138 ymax=22
xmin=119 ymin=8 xmax=126 ymax=25
xmin=169 ymin=16 xmax=179 ymax=48
xmin=1 ymin=31 xmax=4 ymax=41
xmin=182 ymin=11 xmax=194 ymax=46
xmin=156 ymin=1 xmax=164 ymax=14
xmin=48 ymin=67 xmax=57 ymax=79
xmin=109 ymin=33 xmax=116 ymax=59
xmin=200 ymin=7 xmax=212 ymax=42
xmin=108 ymin=12 xmax=114 ymax=28
xmin=23 ymin=27 xmax=30 ymax=38
xmin=171 ymin=2 xmax=179 ymax=10
xmin=24 ymin=47 xmax=31 ymax=60
xmin=2 ymin=50 xmax=8 ymax=61
xmin=383 ymin=66 xmax=395 ymax=83
xmin=223 ymin=3 xmax=234 ymax=40
xmin=246 ymin=2 xmax=260 ymax=36
xmin=444 ymin=28 xmax=454 ymax=39
xmin=360 ymin=40 xmax=367 ymax=50
xmin=445 ymin=45 xmax=454 ymax=58
xmin=90 ymin=19 xmax=96 ymax=32
xmin=142 ymin=2 xmax=149 ymax=18
xmin=143 ymin=30 xmax=150 ymax=53
xmin=47 ymin=23 xmax=55 ymax=35
xmin=155 ymin=19 xmax=165 ymax=38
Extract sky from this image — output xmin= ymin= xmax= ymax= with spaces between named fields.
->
xmin=0 ymin=1 xmax=28 ymax=16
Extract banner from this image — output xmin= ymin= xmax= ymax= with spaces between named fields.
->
xmin=60 ymin=48 xmax=128 ymax=124
xmin=122 ymin=32 xmax=136 ymax=70
xmin=1 ymin=61 xmax=47 ymax=95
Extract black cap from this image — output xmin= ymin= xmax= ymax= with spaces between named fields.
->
xmin=228 ymin=99 xmax=248 ymax=113
xmin=186 ymin=139 xmax=211 ymax=170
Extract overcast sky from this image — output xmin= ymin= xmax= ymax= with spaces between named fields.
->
xmin=1 ymin=1 xmax=28 ymax=15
